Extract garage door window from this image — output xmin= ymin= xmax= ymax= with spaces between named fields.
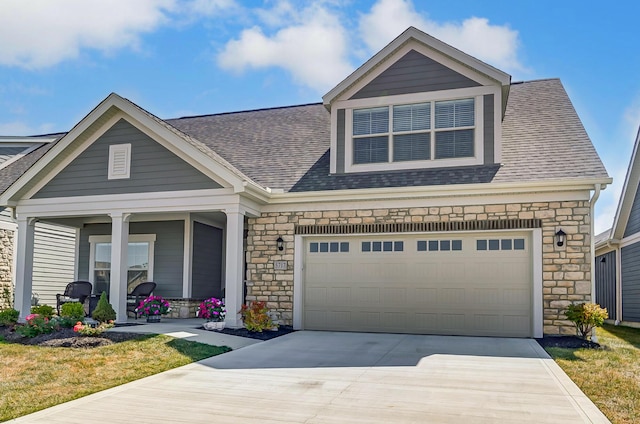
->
xmin=417 ymin=240 xmax=462 ymax=251
xmin=361 ymin=241 xmax=404 ymax=252
xmin=477 ymin=238 xmax=525 ymax=251
xmin=309 ymin=242 xmax=350 ymax=253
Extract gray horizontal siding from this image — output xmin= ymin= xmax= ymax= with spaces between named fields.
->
xmin=621 ymin=242 xmax=640 ymax=322
xmin=336 ymin=109 xmax=345 ymax=174
xmin=594 ymin=251 xmax=617 ymax=319
xmin=191 ymin=222 xmax=223 ymax=299
xmin=78 ymin=221 xmax=184 ymax=298
xmin=350 ymin=50 xmax=480 ymax=100
xmin=624 ymin=186 xmax=640 ymax=237
xmin=32 ymin=222 xmax=77 ymax=307
xmin=34 ymin=118 xmax=221 ymax=198
xmin=483 ymin=94 xmax=494 ymax=164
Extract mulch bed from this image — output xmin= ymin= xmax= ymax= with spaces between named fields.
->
xmin=216 ymin=325 xmax=295 ymax=341
xmin=0 ymin=326 xmax=144 ymax=348
xmin=536 ymin=335 xmax=603 ymax=349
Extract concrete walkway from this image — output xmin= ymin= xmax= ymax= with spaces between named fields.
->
xmin=9 ymin=330 xmax=610 ymax=423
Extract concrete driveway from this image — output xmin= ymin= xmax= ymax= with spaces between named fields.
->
xmin=11 ymin=331 xmax=609 ymax=423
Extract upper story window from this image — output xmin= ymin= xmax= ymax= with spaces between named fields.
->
xmin=351 ymin=98 xmax=475 ymax=165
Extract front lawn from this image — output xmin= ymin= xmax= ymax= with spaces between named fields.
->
xmin=0 ymin=333 xmax=230 ymax=421
xmin=544 ymin=324 xmax=640 ymax=424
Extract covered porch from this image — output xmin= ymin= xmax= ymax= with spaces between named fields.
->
xmin=13 ymin=189 xmax=260 ymax=326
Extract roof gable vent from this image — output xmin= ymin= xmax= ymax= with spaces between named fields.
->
xmin=108 ymin=143 xmax=131 ymax=180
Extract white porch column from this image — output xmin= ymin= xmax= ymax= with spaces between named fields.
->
xmin=15 ymin=217 xmax=36 ymax=322
xmin=109 ymin=213 xmax=130 ymax=323
xmin=224 ymin=209 xmax=245 ymax=328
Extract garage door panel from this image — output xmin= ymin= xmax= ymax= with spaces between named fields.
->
xmin=304 ymin=232 xmax=532 ymax=337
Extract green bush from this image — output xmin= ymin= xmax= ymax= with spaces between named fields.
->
xmin=30 ymin=304 xmax=54 ymax=319
xmin=16 ymin=314 xmax=56 ymax=337
xmin=60 ymin=302 xmax=85 ymax=322
xmin=91 ymin=292 xmax=116 ymax=323
xmin=565 ymin=303 xmax=609 ymax=340
xmin=0 ymin=309 xmax=19 ymax=326
xmin=73 ymin=321 xmax=114 ymax=336
xmin=239 ymin=301 xmax=276 ymax=332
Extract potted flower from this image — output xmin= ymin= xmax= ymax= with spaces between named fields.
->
xmin=136 ymin=295 xmax=171 ymax=323
xmin=197 ymin=297 xmax=226 ymax=331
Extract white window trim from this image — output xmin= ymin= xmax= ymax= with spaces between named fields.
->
xmin=344 ymin=92 xmax=484 ymax=173
xmin=108 ymin=143 xmax=131 ymax=180
xmin=88 ymin=234 xmax=156 ymax=286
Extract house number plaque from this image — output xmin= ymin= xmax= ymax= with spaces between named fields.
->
xmin=274 ymin=260 xmax=287 ymax=270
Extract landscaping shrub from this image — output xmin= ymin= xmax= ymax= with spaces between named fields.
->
xmin=30 ymin=304 xmax=54 ymax=319
xmin=16 ymin=314 xmax=56 ymax=337
xmin=0 ymin=308 xmax=19 ymax=326
xmin=73 ymin=321 xmax=114 ymax=336
xmin=239 ymin=301 xmax=276 ymax=332
xmin=92 ymin=292 xmax=116 ymax=323
xmin=565 ymin=302 xmax=608 ymax=340
xmin=60 ymin=302 xmax=85 ymax=322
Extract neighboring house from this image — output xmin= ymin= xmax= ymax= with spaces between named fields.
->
xmin=0 ymin=27 xmax=610 ymax=337
xmin=0 ymin=136 xmax=76 ymax=310
xmin=595 ymin=127 xmax=640 ymax=328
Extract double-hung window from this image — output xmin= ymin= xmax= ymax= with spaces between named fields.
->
xmin=89 ymin=234 xmax=156 ymax=295
xmin=352 ymin=98 xmax=475 ymax=165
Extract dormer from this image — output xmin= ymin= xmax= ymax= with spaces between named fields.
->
xmin=323 ymin=27 xmax=511 ymax=174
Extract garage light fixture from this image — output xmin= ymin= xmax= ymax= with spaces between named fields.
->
xmin=555 ymin=229 xmax=566 ymax=247
xmin=276 ymin=236 xmax=284 ymax=252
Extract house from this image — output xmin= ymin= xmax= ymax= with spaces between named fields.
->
xmin=0 ymin=27 xmax=610 ymax=337
xmin=595 ymin=126 xmax=640 ymax=327
xmin=0 ymin=136 xmax=76 ymax=310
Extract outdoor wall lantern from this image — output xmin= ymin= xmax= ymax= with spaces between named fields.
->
xmin=276 ymin=236 xmax=284 ymax=252
xmin=555 ymin=229 xmax=566 ymax=247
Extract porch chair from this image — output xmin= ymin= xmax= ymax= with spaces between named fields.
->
xmin=126 ymin=282 xmax=157 ymax=319
xmin=56 ymin=281 xmax=93 ymax=316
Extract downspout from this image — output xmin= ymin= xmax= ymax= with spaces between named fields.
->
xmin=589 ymin=183 xmax=603 ymax=343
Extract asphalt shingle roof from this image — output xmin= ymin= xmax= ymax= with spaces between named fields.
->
xmin=0 ymin=78 xmax=609 ymax=196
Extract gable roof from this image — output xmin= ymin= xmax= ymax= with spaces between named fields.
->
xmin=323 ymin=26 xmax=511 ymax=110
xmin=600 ymin=126 xmax=640 ymax=243
xmin=0 ymin=93 xmax=268 ymax=205
xmin=0 ymin=78 xmax=609 ymax=199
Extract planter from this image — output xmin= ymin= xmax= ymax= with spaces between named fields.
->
xmin=203 ymin=321 xmax=225 ymax=331
xmin=146 ymin=315 xmax=161 ymax=323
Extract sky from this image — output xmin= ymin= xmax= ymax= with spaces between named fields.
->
xmin=0 ymin=0 xmax=638 ymax=233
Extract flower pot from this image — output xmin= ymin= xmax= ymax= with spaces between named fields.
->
xmin=146 ymin=315 xmax=161 ymax=323
xmin=203 ymin=321 xmax=225 ymax=331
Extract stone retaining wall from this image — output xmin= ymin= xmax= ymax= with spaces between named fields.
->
xmin=246 ymin=201 xmax=591 ymax=335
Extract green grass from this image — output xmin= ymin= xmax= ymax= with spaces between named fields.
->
xmin=545 ymin=324 xmax=640 ymax=424
xmin=0 ymin=334 xmax=230 ymax=421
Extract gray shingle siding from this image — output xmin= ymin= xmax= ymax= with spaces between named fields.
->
xmin=350 ymin=50 xmax=480 ymax=99
xmin=78 ymin=221 xmax=184 ymax=298
xmin=595 ymin=250 xmax=617 ymax=319
xmin=336 ymin=109 xmax=346 ymax=174
xmin=623 ymin=185 xmax=640 ymax=237
xmin=191 ymin=222 xmax=223 ymax=299
xmin=621 ymin=242 xmax=640 ymax=322
xmin=33 ymin=119 xmax=221 ymax=198
xmin=483 ymin=94 xmax=494 ymax=164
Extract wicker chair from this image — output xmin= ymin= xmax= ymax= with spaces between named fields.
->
xmin=56 ymin=281 xmax=93 ymax=315
xmin=126 ymin=282 xmax=157 ymax=319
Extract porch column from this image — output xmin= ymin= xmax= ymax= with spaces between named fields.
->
xmin=109 ymin=213 xmax=130 ymax=323
xmin=15 ymin=217 xmax=36 ymax=322
xmin=224 ymin=209 xmax=245 ymax=328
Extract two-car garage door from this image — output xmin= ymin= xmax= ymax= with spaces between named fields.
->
xmin=303 ymin=232 xmax=532 ymax=337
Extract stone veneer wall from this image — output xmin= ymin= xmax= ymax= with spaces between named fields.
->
xmin=246 ymin=201 xmax=592 ymax=335
xmin=164 ymin=298 xmax=203 ymax=319
xmin=0 ymin=229 xmax=14 ymax=310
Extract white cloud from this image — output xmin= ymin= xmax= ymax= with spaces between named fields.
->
xmin=0 ymin=121 xmax=54 ymax=136
xmin=595 ymin=165 xmax=627 ymax=234
xmin=217 ymin=3 xmax=352 ymax=92
xmin=0 ymin=0 xmax=177 ymax=69
xmin=358 ymin=0 xmax=525 ymax=74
